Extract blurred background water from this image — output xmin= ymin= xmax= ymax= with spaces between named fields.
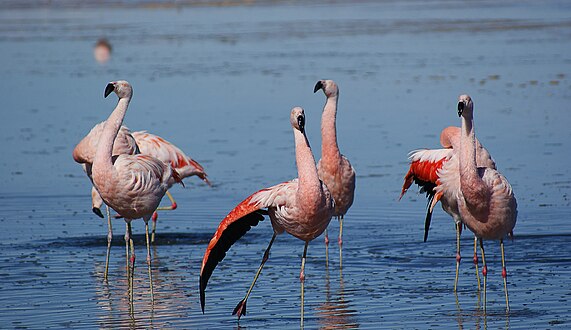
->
xmin=0 ymin=0 xmax=570 ymax=328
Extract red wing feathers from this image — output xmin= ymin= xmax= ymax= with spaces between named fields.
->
xmin=199 ymin=191 xmax=269 ymax=313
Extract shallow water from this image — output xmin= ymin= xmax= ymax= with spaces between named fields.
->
xmin=1 ymin=0 xmax=571 ymax=328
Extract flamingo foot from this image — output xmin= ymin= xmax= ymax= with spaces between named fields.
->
xmin=92 ymin=207 xmax=104 ymax=218
xmin=232 ymin=298 xmax=247 ymax=318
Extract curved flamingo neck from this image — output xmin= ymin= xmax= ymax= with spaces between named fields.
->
xmin=321 ymin=95 xmax=341 ymax=163
xmin=294 ymin=129 xmax=322 ymax=209
xmin=459 ymin=113 xmax=489 ymax=212
xmin=94 ymin=97 xmax=130 ymax=172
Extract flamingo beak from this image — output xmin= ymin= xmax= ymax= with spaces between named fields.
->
xmin=297 ymin=115 xmax=305 ymax=134
xmin=313 ymin=80 xmax=324 ymax=93
xmin=457 ymin=102 xmax=464 ymax=117
xmin=104 ymin=83 xmax=115 ymax=98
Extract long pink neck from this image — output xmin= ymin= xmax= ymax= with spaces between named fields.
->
xmin=321 ymin=95 xmax=341 ymax=163
xmin=294 ymin=129 xmax=322 ymax=209
xmin=94 ymin=97 xmax=130 ymax=172
xmin=459 ymin=113 xmax=489 ymax=211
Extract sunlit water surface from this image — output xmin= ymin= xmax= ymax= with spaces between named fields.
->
xmin=1 ymin=0 xmax=570 ymax=328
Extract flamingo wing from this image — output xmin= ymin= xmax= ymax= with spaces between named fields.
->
xmin=401 ymin=148 xmax=452 ymax=242
xmin=73 ymin=121 xmax=139 ymax=164
xmin=199 ymin=181 xmax=294 ymax=312
xmin=133 ymin=131 xmax=211 ymax=185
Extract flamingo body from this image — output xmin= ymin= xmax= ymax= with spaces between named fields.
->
xmin=314 ymin=79 xmax=355 ymax=246
xmin=199 ymin=107 xmax=334 ymax=325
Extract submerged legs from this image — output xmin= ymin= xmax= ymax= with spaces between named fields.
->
xmin=300 ymin=241 xmax=309 ymax=329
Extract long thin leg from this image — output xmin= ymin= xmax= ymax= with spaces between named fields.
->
xmin=104 ymin=205 xmax=113 ymax=281
xmin=479 ymin=238 xmax=487 ymax=313
xmin=500 ymin=239 xmax=510 ymax=312
xmin=338 ymin=215 xmax=344 ymax=246
xmin=454 ymin=222 xmax=461 ymax=292
xmin=300 ymin=241 xmax=309 ymax=329
xmin=473 ymin=236 xmax=481 ymax=291
xmin=145 ymin=220 xmax=155 ymax=303
xmin=128 ymin=221 xmax=135 ymax=304
xmin=233 ymin=233 xmax=277 ymax=319
xmin=124 ymin=222 xmax=131 ymax=301
xmin=152 ymin=191 xmax=177 ymax=243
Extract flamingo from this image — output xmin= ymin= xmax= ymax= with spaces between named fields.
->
xmin=74 ymin=125 xmax=211 ymax=278
xmin=199 ymin=107 xmax=334 ymax=327
xmin=131 ymin=131 xmax=211 ymax=242
xmin=91 ymin=80 xmax=181 ymax=303
xmin=73 ymin=122 xmax=139 ymax=280
xmin=400 ymin=126 xmax=496 ymax=292
xmin=313 ymin=80 xmax=356 ymax=248
xmin=401 ymin=95 xmax=517 ymax=311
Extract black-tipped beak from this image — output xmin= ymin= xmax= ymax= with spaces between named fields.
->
xmin=104 ymin=83 xmax=114 ymax=98
xmin=92 ymin=207 xmax=104 ymax=218
xmin=297 ymin=115 xmax=305 ymax=134
xmin=313 ymin=81 xmax=323 ymax=93
xmin=457 ymin=102 xmax=464 ymax=117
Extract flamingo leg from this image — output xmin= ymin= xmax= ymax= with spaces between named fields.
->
xmin=454 ymin=222 xmax=461 ymax=292
xmin=338 ymin=215 xmax=343 ymax=246
xmin=324 ymin=228 xmax=329 ymax=246
xmin=144 ymin=220 xmax=155 ymax=303
xmin=152 ymin=191 xmax=177 ymax=243
xmin=233 ymin=233 xmax=277 ymax=319
xmin=500 ymin=239 xmax=510 ymax=312
xmin=124 ymin=222 xmax=131 ymax=301
xmin=479 ymin=238 xmax=487 ymax=313
xmin=473 ymin=236 xmax=481 ymax=291
xmin=300 ymin=241 xmax=309 ymax=329
xmin=128 ymin=221 xmax=135 ymax=304
xmin=104 ymin=206 xmax=113 ymax=281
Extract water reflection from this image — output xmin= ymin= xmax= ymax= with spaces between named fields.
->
xmin=93 ymin=245 xmax=191 ymax=328
xmin=453 ymin=290 xmax=511 ymax=330
xmin=316 ymin=263 xmax=358 ymax=329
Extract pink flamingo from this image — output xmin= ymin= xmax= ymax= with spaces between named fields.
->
xmin=91 ymin=80 xmax=181 ymax=303
xmin=400 ymin=126 xmax=496 ymax=292
xmin=132 ymin=131 xmax=211 ymax=242
xmin=74 ymin=126 xmax=210 ymax=279
xmin=313 ymin=80 xmax=355 ymax=247
xmin=199 ymin=107 xmax=334 ymax=327
xmin=401 ymin=95 xmax=517 ymax=311
xmin=73 ymin=122 xmax=139 ymax=280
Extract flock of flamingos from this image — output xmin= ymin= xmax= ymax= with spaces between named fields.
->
xmin=72 ymin=79 xmax=517 ymax=326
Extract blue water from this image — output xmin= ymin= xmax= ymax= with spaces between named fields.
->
xmin=1 ymin=0 xmax=570 ymax=328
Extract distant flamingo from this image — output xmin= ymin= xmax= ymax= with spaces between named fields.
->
xmin=314 ymin=80 xmax=355 ymax=248
xmin=199 ymin=107 xmax=334 ymax=327
xmin=401 ymin=95 xmax=517 ymax=311
xmin=132 ymin=131 xmax=211 ymax=242
xmin=400 ymin=126 xmax=496 ymax=291
xmin=91 ymin=80 xmax=181 ymax=303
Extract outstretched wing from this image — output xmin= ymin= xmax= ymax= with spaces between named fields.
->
xmin=400 ymin=148 xmax=452 ymax=242
xmin=199 ymin=181 xmax=294 ymax=313
xmin=132 ymin=131 xmax=211 ymax=185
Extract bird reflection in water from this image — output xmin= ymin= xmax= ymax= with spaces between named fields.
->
xmin=92 ymin=244 xmax=190 ymax=328
xmin=316 ymin=263 xmax=358 ymax=329
xmin=453 ymin=291 xmax=510 ymax=330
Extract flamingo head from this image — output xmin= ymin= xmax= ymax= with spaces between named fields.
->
xmin=104 ymin=80 xmax=133 ymax=99
xmin=313 ymin=79 xmax=338 ymax=98
xmin=290 ymin=106 xmax=306 ymax=134
xmin=457 ymin=94 xmax=473 ymax=117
